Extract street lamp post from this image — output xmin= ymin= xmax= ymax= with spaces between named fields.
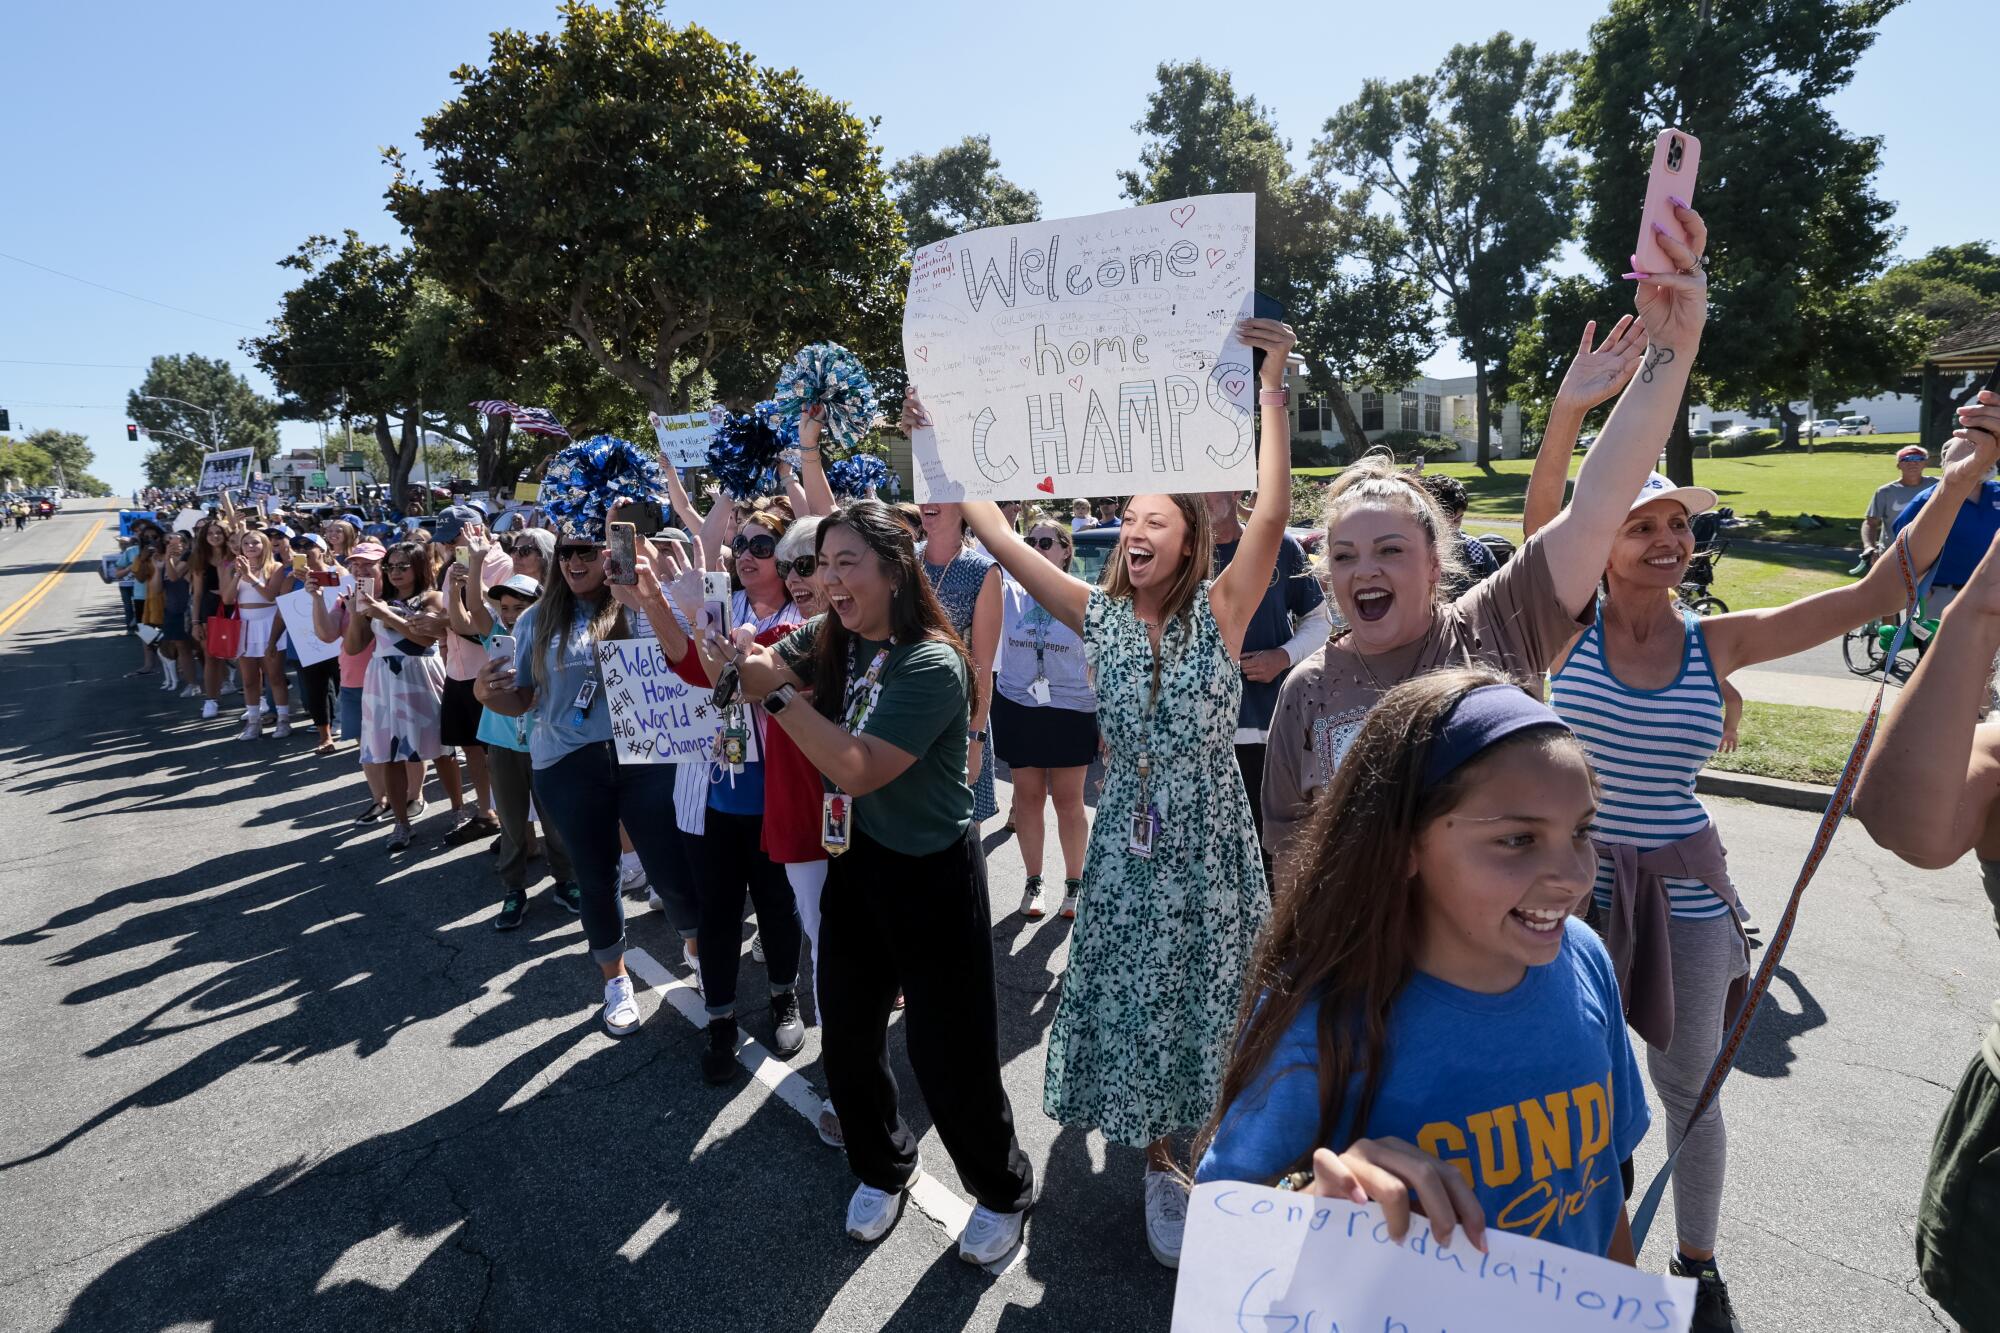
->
xmin=137 ymin=395 xmax=223 ymax=451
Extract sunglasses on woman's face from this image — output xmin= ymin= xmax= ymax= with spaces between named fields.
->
xmin=556 ymin=546 xmax=603 ymax=564
xmin=732 ymin=534 xmax=777 ymax=560
xmin=385 ymin=562 xmax=414 ymax=573
xmin=1028 ymin=535 xmax=1069 ymax=551
xmin=780 ymin=556 xmax=817 ymax=579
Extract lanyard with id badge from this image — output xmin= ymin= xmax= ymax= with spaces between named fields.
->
xmin=822 ymin=643 xmax=890 ymax=856
xmin=1128 ymin=691 xmax=1165 ymax=859
xmin=1026 ymin=605 xmax=1054 ymax=706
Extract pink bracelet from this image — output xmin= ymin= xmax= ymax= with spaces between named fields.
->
xmin=1258 ymin=387 xmax=1289 ymax=407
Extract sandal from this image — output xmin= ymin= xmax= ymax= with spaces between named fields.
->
xmin=314 ymin=741 xmax=338 ymax=757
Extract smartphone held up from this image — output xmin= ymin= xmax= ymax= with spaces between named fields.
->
xmin=607 ymin=522 xmax=639 ymax=587
xmin=1635 ymin=128 xmax=1700 ymax=274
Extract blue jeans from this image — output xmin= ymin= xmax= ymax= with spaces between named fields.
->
xmin=531 ymin=742 xmax=699 ymax=965
xmin=338 ymin=685 xmax=363 ymax=742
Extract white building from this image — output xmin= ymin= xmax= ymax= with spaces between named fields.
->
xmin=1686 ymin=391 xmax=1921 ymax=436
xmin=1290 ymin=367 xmax=1524 ymax=461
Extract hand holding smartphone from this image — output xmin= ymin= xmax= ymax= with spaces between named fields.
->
xmin=1635 ymin=128 xmax=1700 ymax=275
xmin=607 ymin=522 xmax=639 ymax=586
xmin=488 ymin=633 xmax=517 ymax=665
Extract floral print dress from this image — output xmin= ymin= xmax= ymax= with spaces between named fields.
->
xmin=922 ymin=544 xmax=1000 ymax=823
xmin=1043 ymin=582 xmax=1269 ymax=1146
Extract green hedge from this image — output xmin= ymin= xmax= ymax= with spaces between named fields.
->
xmin=1708 ymin=428 xmax=1781 ymax=457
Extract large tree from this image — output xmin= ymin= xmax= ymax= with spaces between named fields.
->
xmin=387 ymin=1 xmax=908 ymax=417
xmin=0 ymin=439 xmax=55 ymax=488
xmin=1318 ymin=33 xmax=1578 ymax=464
xmin=1554 ymin=0 xmax=1919 ymax=480
xmin=1120 ymin=59 xmax=1435 ymax=450
xmin=126 ymin=355 xmax=278 ymax=488
xmin=890 ymin=135 xmax=1041 ymax=250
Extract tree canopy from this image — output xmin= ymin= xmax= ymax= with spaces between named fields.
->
xmin=387 ymin=0 xmax=908 ymax=414
xmin=1319 ymin=33 xmax=1577 ymax=464
xmin=1121 ymin=59 xmax=1435 ymax=449
xmin=890 ymin=135 xmax=1040 ymax=250
xmin=126 ymin=355 xmax=278 ymax=488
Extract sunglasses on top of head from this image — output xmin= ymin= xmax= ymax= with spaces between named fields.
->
xmin=732 ymin=533 xmax=777 ymax=560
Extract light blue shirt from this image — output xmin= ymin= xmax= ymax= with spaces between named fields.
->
xmin=510 ymin=603 xmax=614 ymax=770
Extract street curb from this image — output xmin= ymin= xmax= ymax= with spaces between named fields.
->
xmin=1696 ymin=768 xmax=1838 ymax=812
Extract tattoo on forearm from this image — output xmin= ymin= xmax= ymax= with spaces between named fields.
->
xmin=1640 ymin=345 xmax=1675 ymax=385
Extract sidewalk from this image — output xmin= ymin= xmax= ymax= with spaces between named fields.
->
xmin=1732 ymin=665 xmax=1888 ymax=713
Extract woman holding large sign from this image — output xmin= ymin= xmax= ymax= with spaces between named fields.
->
xmin=943 ymin=315 xmax=1298 ymax=1268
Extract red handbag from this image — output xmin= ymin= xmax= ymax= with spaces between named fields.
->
xmin=204 ymin=609 xmax=242 ymax=659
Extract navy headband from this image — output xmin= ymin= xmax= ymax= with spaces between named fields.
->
xmin=1420 ymin=684 xmax=1571 ymax=789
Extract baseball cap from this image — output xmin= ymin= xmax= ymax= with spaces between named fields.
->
xmin=486 ymin=573 xmax=543 ymax=602
xmin=430 ymin=504 xmax=481 ymax=543
xmin=267 ymin=523 xmax=296 ymax=539
xmin=294 ymin=532 xmax=326 ymax=550
xmin=1896 ymin=445 xmax=1928 ymax=462
xmin=350 ymin=540 xmax=388 ymax=561
xmin=1627 ymin=472 xmax=1718 ymax=519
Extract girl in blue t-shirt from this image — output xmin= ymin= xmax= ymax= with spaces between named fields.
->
xmin=1196 ymin=667 xmax=1650 ymax=1262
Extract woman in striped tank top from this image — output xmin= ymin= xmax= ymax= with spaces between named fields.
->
xmin=1536 ymin=437 xmax=1996 ymax=1330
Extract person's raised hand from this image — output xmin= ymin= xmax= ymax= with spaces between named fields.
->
xmin=1554 ymin=315 xmax=1648 ymax=417
xmin=475 ymin=651 xmax=517 ymax=697
xmin=899 ymin=386 xmax=932 ymax=437
xmin=1623 ymin=200 xmax=1709 ymax=353
xmin=800 ymin=405 xmax=824 ymax=454
xmin=1299 ymin=1139 xmax=1487 ymax=1253
xmin=610 ymin=534 xmax=665 ymax=610
xmin=659 ymin=539 xmax=707 ymax=623
xmin=1237 ymin=318 xmax=1299 ymax=389
xmin=1940 ymin=395 xmax=2000 ymax=492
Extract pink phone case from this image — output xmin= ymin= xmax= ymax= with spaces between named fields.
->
xmin=1635 ymin=128 xmax=1700 ymax=275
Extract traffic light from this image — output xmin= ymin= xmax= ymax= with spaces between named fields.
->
xmin=0 ymin=408 xmax=10 ymax=432
xmin=127 ymin=424 xmax=140 ymax=442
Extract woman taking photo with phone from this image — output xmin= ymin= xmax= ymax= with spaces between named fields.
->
xmin=221 ymin=528 xmax=295 ymax=741
xmin=343 ymin=540 xmax=447 ymax=851
xmin=947 ymin=315 xmax=1299 ymax=1268
xmin=716 ymin=499 xmax=1036 ymax=1262
xmin=993 ymin=510 xmax=1097 ymax=921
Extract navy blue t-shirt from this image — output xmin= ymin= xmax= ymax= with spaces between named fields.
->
xmin=1196 ymin=919 xmax=1649 ymax=1257
xmin=1213 ymin=535 xmax=1324 ymax=733
xmin=1892 ymin=479 xmax=2000 ymax=588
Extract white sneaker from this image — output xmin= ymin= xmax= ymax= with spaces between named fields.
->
xmin=1020 ymin=879 xmax=1046 ymax=919
xmin=272 ymin=714 xmax=293 ymax=739
xmin=958 ymin=1202 xmax=1027 ymax=1267
xmin=1060 ymin=884 xmax=1081 ymax=920
xmin=647 ymin=887 xmax=665 ymax=914
xmin=845 ymin=1182 xmax=906 ymax=1243
xmin=201 ymin=700 xmax=219 ymax=720
xmin=236 ymin=715 xmax=261 ymax=741
xmin=602 ymin=975 xmax=641 ymax=1035
xmin=619 ymin=862 xmax=649 ymax=896
xmin=180 ymin=684 xmax=202 ymax=698
xmin=1143 ymin=1171 xmax=1188 ymax=1269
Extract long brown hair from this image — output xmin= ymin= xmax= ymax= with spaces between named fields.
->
xmin=1192 ymin=667 xmax=1587 ymax=1178
xmin=524 ymin=547 xmax=627 ymax=679
xmin=808 ymin=500 xmax=977 ymax=722
xmin=1101 ymin=493 xmax=1212 ymax=701
xmin=1320 ymin=452 xmax=1464 ymax=605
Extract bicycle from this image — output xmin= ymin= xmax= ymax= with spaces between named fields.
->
xmin=1678 ymin=539 xmax=1729 ymax=616
xmin=1839 ymin=545 xmax=1938 ymax=680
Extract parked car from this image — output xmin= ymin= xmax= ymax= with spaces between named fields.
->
xmin=1841 ymin=414 xmax=1874 ymax=434
xmin=1071 ymin=523 xmax=1320 ymax=586
xmin=1806 ymin=418 xmax=1850 ymax=438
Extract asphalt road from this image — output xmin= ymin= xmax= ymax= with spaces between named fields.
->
xmin=0 ymin=500 xmax=1990 ymax=1331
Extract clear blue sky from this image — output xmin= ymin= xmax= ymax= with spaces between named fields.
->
xmin=1 ymin=0 xmax=1986 ymax=493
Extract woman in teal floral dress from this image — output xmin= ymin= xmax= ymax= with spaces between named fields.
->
xmin=931 ymin=314 xmax=1299 ymax=1270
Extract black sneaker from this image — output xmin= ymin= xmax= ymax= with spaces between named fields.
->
xmin=701 ymin=1017 xmax=739 ymax=1085
xmin=549 ymin=882 xmax=582 ymax=915
xmin=770 ymin=990 xmax=805 ymax=1058
xmin=493 ymin=894 xmax=528 ymax=932
xmin=1669 ymin=1253 xmax=1743 ymax=1333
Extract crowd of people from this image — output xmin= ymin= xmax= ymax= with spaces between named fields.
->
xmin=96 ymin=201 xmax=2000 ymax=1332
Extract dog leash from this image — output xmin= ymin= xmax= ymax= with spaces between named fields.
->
xmin=1629 ymin=531 xmax=1930 ymax=1253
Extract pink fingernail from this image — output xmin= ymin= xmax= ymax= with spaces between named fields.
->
xmin=1622 ymin=271 xmax=1649 ymax=280
xmin=1669 ymin=194 xmax=1689 ymax=209
xmin=1652 ymin=221 xmax=1670 ymax=236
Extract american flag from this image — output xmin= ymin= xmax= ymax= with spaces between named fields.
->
xmin=470 ymin=400 xmax=571 ymax=439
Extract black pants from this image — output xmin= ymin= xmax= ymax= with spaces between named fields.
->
xmin=819 ymin=823 xmax=1035 ymax=1214
xmin=690 ymin=807 xmax=800 ymax=1017
xmin=1235 ymin=742 xmax=1277 ymax=893
xmin=297 ymin=658 xmax=340 ymax=729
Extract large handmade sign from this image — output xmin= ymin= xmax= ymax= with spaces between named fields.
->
xmin=903 ymin=193 xmax=1258 ymax=502
xmin=196 ymin=448 xmax=254 ymax=496
xmin=1173 ymin=1183 xmax=1694 ymax=1333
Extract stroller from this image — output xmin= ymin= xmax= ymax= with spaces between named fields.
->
xmin=1678 ymin=507 xmax=1733 ymax=616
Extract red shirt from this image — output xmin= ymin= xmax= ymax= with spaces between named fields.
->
xmin=667 ymin=630 xmax=826 ymax=865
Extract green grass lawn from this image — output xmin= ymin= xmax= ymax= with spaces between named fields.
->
xmin=1297 ymin=434 xmax=1930 ymax=552
xmin=1458 ymin=521 xmax=1850 ymax=612
xmin=1705 ymin=701 xmax=1866 ymax=786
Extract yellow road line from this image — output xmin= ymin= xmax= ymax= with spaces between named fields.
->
xmin=0 ymin=518 xmax=109 ymax=637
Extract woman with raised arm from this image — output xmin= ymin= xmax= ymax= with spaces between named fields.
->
xmin=950 ymin=315 xmax=1299 ymax=1268
xmin=343 ymin=540 xmax=447 ymax=852
xmin=914 ymin=498 xmax=1002 ymax=825
xmin=707 ymin=500 xmax=1036 ymax=1263
xmin=1531 ymin=378 xmax=2000 ymax=1328
xmin=1259 ymin=213 xmax=1717 ymax=883
xmin=1851 ymin=391 xmax=2000 ymax=1333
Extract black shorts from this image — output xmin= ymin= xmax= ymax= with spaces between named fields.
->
xmin=439 ymin=675 xmax=487 ymax=749
xmin=990 ymin=690 xmax=1098 ymax=770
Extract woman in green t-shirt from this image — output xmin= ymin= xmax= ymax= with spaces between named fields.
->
xmin=723 ymin=499 xmax=1036 ymax=1267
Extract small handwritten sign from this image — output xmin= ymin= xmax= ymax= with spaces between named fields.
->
xmin=650 ymin=410 xmax=723 ymax=469
xmin=597 ymin=638 xmax=720 ymax=764
xmin=1172 ymin=1183 xmax=1693 ymax=1333
xmin=196 ymin=449 xmax=254 ymax=496
xmin=903 ymin=193 xmax=1258 ymax=502
xmin=274 ymin=580 xmax=353 ymax=669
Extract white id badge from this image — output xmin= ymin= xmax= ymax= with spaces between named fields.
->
xmin=1028 ymin=677 xmax=1052 ymax=706
xmin=821 ymin=793 xmax=853 ymax=856
xmin=1126 ymin=806 xmax=1157 ymax=858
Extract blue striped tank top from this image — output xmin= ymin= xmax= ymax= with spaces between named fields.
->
xmin=1549 ymin=603 xmax=1732 ymax=919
